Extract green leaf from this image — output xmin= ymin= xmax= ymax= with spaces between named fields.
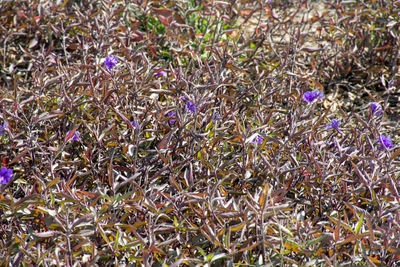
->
xmin=355 ymin=213 xmax=364 ymax=234
xmin=114 ymin=191 xmax=134 ymax=203
xmin=196 ymin=246 xmax=206 ymax=257
xmin=206 ymin=253 xmax=214 ymax=262
xmin=305 ymin=234 xmax=327 ymax=248
xmin=210 ymin=253 xmax=228 ymax=262
xmin=13 ymin=178 xmax=28 ymax=184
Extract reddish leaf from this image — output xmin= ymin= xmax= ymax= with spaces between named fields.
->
xmin=157 ymin=131 xmax=173 ymax=149
xmin=158 ymin=15 xmax=169 ymax=26
xmin=65 ymin=128 xmax=78 ymax=142
xmin=10 ymin=151 xmax=29 ymax=165
xmin=148 ymin=45 xmax=157 ymax=57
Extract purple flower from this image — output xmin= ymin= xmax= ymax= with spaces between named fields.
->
xmin=212 ymin=113 xmax=221 ymax=121
xmin=185 ymin=101 xmax=196 ymax=113
xmin=0 ymin=122 xmax=8 ymax=136
xmin=326 ymin=119 xmax=342 ymax=133
xmin=251 ymin=135 xmax=264 ymax=144
xmin=0 ymin=167 xmax=13 ymax=184
xmin=67 ymin=130 xmax=81 ymax=141
xmin=154 ymin=70 xmax=167 ymax=77
xmin=378 ymin=135 xmax=394 ymax=150
xmin=131 ymin=120 xmax=140 ymax=129
xmin=370 ymin=102 xmax=382 ymax=116
xmin=303 ymin=90 xmax=324 ymax=103
xmin=104 ymin=55 xmax=118 ymax=70
xmin=168 ymin=112 xmax=176 ymax=124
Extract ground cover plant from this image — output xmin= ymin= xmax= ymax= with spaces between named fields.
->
xmin=1 ymin=0 xmax=400 ymax=265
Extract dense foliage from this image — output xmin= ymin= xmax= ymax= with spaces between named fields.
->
xmin=1 ymin=0 xmax=400 ymax=265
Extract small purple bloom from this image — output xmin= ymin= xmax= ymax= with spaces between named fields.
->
xmin=0 ymin=167 xmax=13 ymax=184
xmin=67 ymin=130 xmax=80 ymax=141
xmin=370 ymin=102 xmax=382 ymax=116
xmin=0 ymin=122 xmax=8 ymax=136
xmin=378 ymin=135 xmax=394 ymax=150
xmin=104 ymin=55 xmax=118 ymax=70
xmin=212 ymin=113 xmax=221 ymax=121
xmin=174 ymin=68 xmax=181 ymax=80
xmin=154 ymin=70 xmax=167 ymax=77
xmin=251 ymin=135 xmax=264 ymax=144
xmin=185 ymin=101 xmax=196 ymax=113
xmin=326 ymin=119 xmax=342 ymax=133
xmin=168 ymin=112 xmax=176 ymax=124
xmin=131 ymin=120 xmax=140 ymax=129
xmin=180 ymin=96 xmax=186 ymax=102
xmin=303 ymin=90 xmax=324 ymax=103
